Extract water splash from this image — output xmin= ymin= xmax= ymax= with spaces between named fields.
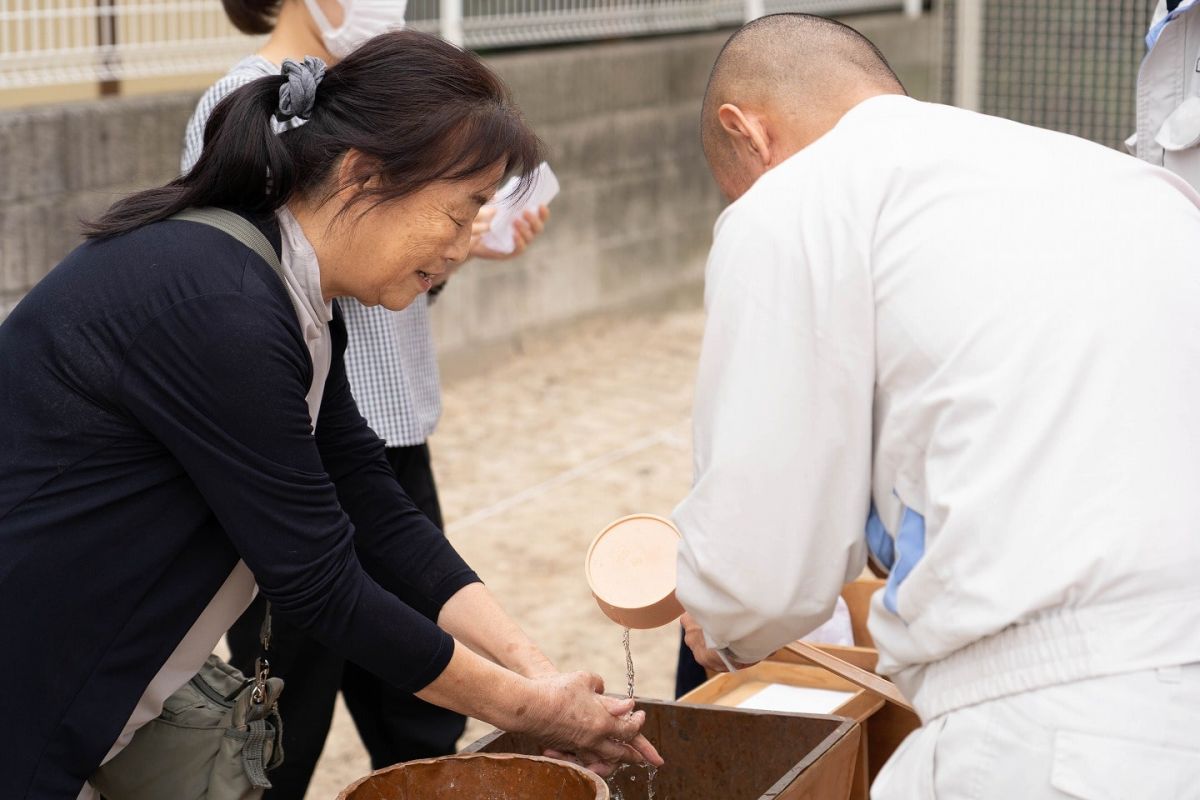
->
xmin=604 ymin=763 xmax=659 ymax=800
xmin=605 ymin=763 xmax=629 ymax=800
xmin=608 ymin=628 xmax=659 ymax=799
xmin=622 ymin=627 xmax=635 ymax=699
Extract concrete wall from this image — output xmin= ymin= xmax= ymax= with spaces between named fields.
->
xmin=433 ymin=11 xmax=941 ymax=364
xmin=0 ymin=11 xmax=940 ymax=360
xmin=429 ymin=30 xmax=728 ymax=363
xmin=0 ymin=95 xmax=197 ymax=317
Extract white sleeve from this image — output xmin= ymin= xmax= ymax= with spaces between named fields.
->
xmin=673 ymin=202 xmax=873 ymax=663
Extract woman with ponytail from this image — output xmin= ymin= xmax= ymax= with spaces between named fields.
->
xmin=0 ymin=30 xmax=659 ymax=800
xmin=184 ymin=5 xmax=551 ymax=796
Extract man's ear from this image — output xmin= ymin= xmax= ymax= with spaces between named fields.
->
xmin=717 ymin=103 xmax=772 ymax=169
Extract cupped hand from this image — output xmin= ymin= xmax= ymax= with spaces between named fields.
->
xmin=517 ymin=671 xmax=663 ymax=777
xmin=470 ymin=205 xmax=550 ymax=261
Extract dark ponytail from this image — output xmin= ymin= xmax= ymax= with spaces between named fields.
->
xmin=83 ymin=76 xmax=293 ymax=238
xmin=84 ymin=30 xmax=542 ymax=240
xmin=221 ymin=0 xmax=282 ymax=35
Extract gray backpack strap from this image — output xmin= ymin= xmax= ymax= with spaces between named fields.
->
xmin=170 ymin=207 xmax=284 ymax=281
xmin=170 ymin=207 xmax=285 ymax=782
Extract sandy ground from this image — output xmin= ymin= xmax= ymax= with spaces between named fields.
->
xmin=306 ymin=305 xmax=707 ymax=798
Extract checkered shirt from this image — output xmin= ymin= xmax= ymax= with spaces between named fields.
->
xmin=339 ymin=298 xmax=442 ymax=446
xmin=180 ymin=56 xmax=291 ymax=174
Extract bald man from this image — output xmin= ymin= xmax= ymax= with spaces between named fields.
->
xmin=672 ymin=14 xmax=1200 ymax=799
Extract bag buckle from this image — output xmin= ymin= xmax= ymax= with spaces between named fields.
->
xmin=251 ymin=601 xmax=274 ymax=706
xmin=251 ymin=656 xmax=271 ymax=706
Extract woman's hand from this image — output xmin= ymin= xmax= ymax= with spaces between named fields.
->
xmin=426 ymin=589 xmax=660 ymax=776
xmin=469 ymin=205 xmax=550 ymax=260
xmin=514 ymin=671 xmax=663 ymax=777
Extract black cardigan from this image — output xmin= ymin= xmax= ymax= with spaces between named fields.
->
xmin=0 ymin=216 xmax=480 ymax=798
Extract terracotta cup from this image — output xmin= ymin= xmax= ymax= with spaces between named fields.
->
xmin=335 ymin=752 xmax=609 ymax=799
xmin=585 ymin=513 xmax=684 ymax=629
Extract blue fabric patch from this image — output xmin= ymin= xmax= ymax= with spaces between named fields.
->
xmin=1147 ymin=0 xmax=1198 ymax=49
xmin=883 ymin=506 xmax=927 ymax=616
xmin=865 ymin=503 xmax=896 ymax=572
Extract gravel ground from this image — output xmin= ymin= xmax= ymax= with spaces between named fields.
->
xmin=306 ymin=305 xmax=706 ymax=798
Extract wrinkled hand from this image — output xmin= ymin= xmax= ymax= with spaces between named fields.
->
xmin=518 ymin=671 xmax=662 ymax=777
xmin=470 ymin=205 xmax=550 ymax=261
xmin=681 ymin=613 xmax=755 ymax=673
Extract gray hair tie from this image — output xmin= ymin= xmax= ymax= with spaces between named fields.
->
xmin=276 ymin=56 xmax=326 ymax=122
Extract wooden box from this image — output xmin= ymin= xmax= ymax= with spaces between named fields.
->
xmin=681 ymin=661 xmax=883 ymax=798
xmin=818 ymin=577 xmax=922 ymax=790
xmin=466 ymin=697 xmax=862 ymax=800
xmin=683 ymin=576 xmax=920 ymax=800
xmin=680 ymin=661 xmax=883 ymax=724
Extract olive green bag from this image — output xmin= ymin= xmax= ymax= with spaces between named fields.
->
xmin=92 ymin=209 xmax=293 ymax=800
xmin=91 ymin=653 xmax=285 ymax=800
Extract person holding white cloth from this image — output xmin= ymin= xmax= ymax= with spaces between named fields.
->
xmin=675 ymin=14 xmax=1200 ymax=798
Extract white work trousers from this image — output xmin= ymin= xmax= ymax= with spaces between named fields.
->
xmin=872 ymin=664 xmax=1200 ymax=800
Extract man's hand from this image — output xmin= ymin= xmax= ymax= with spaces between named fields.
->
xmin=681 ymin=613 xmax=756 ymax=673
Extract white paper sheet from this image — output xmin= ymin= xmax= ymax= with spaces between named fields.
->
xmin=735 ymin=683 xmax=855 ymax=715
xmin=480 ymin=161 xmax=560 ymax=254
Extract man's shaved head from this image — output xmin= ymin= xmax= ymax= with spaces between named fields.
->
xmin=702 ymin=14 xmax=905 ymax=198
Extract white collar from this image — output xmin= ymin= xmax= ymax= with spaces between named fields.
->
xmin=275 ymin=206 xmax=333 ymax=329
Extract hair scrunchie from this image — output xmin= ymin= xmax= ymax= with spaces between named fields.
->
xmin=276 ymin=56 xmax=327 ymax=122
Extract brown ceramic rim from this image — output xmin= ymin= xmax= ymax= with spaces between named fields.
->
xmin=334 ymin=752 xmax=610 ymax=799
xmin=585 ymin=513 xmax=684 ymax=630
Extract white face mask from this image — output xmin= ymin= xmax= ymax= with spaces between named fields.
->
xmin=303 ymin=0 xmax=408 ymax=60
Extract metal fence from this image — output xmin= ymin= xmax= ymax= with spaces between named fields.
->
xmin=943 ymin=0 xmax=1151 ymax=151
xmin=422 ymin=0 xmax=917 ymax=48
xmin=0 ymin=0 xmax=911 ymax=91
xmin=0 ymin=0 xmax=260 ymax=90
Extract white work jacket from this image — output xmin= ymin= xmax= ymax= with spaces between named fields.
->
xmin=675 ymin=95 xmax=1200 ymax=721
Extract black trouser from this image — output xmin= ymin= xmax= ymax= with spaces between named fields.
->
xmin=227 ymin=443 xmax=466 ymax=800
xmin=674 ymin=630 xmax=708 ymax=699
